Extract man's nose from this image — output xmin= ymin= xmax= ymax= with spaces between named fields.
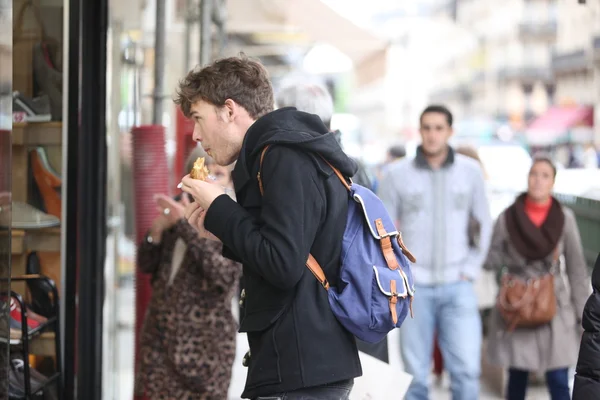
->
xmin=192 ymin=126 xmax=202 ymax=142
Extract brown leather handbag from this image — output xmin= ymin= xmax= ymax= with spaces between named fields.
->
xmin=497 ymin=248 xmax=559 ymax=332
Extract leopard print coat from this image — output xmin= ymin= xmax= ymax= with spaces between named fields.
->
xmin=135 ymin=220 xmax=241 ymax=399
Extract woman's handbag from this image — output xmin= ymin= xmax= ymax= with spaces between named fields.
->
xmin=496 ymin=248 xmax=559 ymax=331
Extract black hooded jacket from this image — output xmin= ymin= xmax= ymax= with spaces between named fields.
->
xmin=573 ymin=252 xmax=600 ymax=400
xmin=204 ymin=108 xmax=362 ymax=398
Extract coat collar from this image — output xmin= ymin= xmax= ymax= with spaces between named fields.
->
xmin=414 ymin=145 xmax=455 ymax=169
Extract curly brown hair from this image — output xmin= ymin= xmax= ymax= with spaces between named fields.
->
xmin=174 ymin=54 xmax=274 ymax=119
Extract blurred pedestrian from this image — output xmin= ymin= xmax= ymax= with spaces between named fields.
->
xmin=386 ymin=144 xmax=406 ymax=164
xmin=484 ymin=153 xmax=590 ymax=400
xmin=431 ymin=144 xmax=489 ymax=383
xmin=380 ymin=105 xmax=492 ymax=400
xmin=135 ymin=147 xmax=241 ymax=399
xmin=573 ymin=252 xmax=600 ymax=399
xmin=373 ymin=144 xmax=407 ymax=193
xmin=276 ymin=80 xmax=373 ymax=190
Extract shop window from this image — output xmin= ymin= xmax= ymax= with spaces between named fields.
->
xmin=9 ymin=0 xmax=65 ymax=398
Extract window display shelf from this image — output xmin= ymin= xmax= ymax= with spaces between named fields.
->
xmin=12 ymin=122 xmax=62 ymax=146
xmin=7 ymin=228 xmax=61 ymax=254
xmin=28 ymin=332 xmax=57 ymax=357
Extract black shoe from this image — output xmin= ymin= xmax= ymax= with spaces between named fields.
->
xmin=8 ymin=356 xmax=49 ymax=398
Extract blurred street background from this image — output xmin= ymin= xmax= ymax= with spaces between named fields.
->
xmin=99 ymin=0 xmax=600 ymax=399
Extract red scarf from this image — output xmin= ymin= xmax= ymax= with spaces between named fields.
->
xmin=525 ymin=197 xmax=552 ymax=227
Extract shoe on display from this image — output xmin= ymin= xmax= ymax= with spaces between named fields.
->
xmin=33 ymin=43 xmax=62 ymax=122
xmin=12 ymin=91 xmax=52 ymax=123
xmin=26 ymin=252 xmax=57 ymax=318
xmin=10 ymin=315 xmax=36 ymax=334
xmin=3 ymin=201 xmax=60 ymax=230
xmin=9 ymin=356 xmax=49 ymax=396
xmin=10 ymin=298 xmax=45 ymax=329
xmin=30 ymin=147 xmax=62 ymax=218
xmin=8 ymin=363 xmax=26 ymax=399
xmin=0 ymin=316 xmax=24 ymax=345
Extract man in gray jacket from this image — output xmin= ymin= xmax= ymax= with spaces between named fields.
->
xmin=379 ymin=105 xmax=492 ymax=400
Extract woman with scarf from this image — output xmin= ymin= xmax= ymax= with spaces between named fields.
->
xmin=484 ymin=153 xmax=590 ymax=400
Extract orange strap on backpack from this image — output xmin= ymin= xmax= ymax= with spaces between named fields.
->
xmin=257 ymin=145 xmax=352 ymax=290
xmin=257 ymin=144 xmax=405 ymax=285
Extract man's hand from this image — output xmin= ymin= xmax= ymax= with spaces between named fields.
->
xmin=183 ymin=201 xmax=220 ymax=242
xmin=179 ymin=174 xmax=225 ymax=210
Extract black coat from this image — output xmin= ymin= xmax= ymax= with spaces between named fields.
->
xmin=204 ymin=108 xmax=362 ymax=398
xmin=573 ymin=252 xmax=600 ymax=400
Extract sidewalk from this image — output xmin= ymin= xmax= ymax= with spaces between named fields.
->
xmin=113 ymin=282 xmax=551 ymax=399
xmin=227 ymin=329 xmax=551 ymax=400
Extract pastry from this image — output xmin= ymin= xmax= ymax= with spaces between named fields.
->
xmin=190 ymin=157 xmax=210 ymax=180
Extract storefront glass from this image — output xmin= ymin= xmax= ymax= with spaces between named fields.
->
xmin=0 ymin=0 xmax=12 ymax=396
xmin=103 ymin=0 xmax=192 ymax=397
xmin=102 ymin=20 xmax=139 ymax=400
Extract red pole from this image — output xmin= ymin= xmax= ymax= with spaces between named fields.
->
xmin=131 ymin=125 xmax=169 ymax=400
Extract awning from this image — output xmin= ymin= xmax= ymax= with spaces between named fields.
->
xmin=226 ymin=0 xmax=385 ymax=65
xmin=526 ymin=105 xmax=594 ymax=145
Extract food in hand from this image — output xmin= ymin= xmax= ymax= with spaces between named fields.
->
xmin=190 ymin=157 xmax=210 ymax=180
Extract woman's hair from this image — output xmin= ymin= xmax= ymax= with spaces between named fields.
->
xmin=184 ymin=145 xmax=214 ymax=173
xmin=530 ymin=152 xmax=557 ymax=178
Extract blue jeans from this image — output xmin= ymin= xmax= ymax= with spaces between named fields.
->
xmin=255 ymin=379 xmax=353 ymax=400
xmin=400 ymin=281 xmax=481 ymax=400
xmin=507 ymin=368 xmax=570 ymax=400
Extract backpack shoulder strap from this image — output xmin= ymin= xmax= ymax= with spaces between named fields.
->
xmin=257 ymin=145 xmax=270 ymax=195
xmin=257 ymin=144 xmax=330 ymax=290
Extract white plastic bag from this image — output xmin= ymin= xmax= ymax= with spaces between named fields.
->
xmin=350 ymin=351 xmax=412 ymax=400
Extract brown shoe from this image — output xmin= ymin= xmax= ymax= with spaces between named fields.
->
xmin=30 ymin=147 xmax=62 ymax=218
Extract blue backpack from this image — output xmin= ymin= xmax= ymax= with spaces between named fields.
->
xmin=259 ymin=146 xmax=416 ymax=343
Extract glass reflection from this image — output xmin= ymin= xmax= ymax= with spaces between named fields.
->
xmin=0 ymin=0 xmax=11 ymax=397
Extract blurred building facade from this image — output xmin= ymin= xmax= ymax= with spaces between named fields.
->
xmin=346 ymin=0 xmax=600 ymax=151
xmin=430 ymin=0 xmax=558 ymax=125
xmin=429 ymin=0 xmax=600 ymax=145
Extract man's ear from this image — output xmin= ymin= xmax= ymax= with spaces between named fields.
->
xmin=223 ymin=99 xmax=236 ymax=121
